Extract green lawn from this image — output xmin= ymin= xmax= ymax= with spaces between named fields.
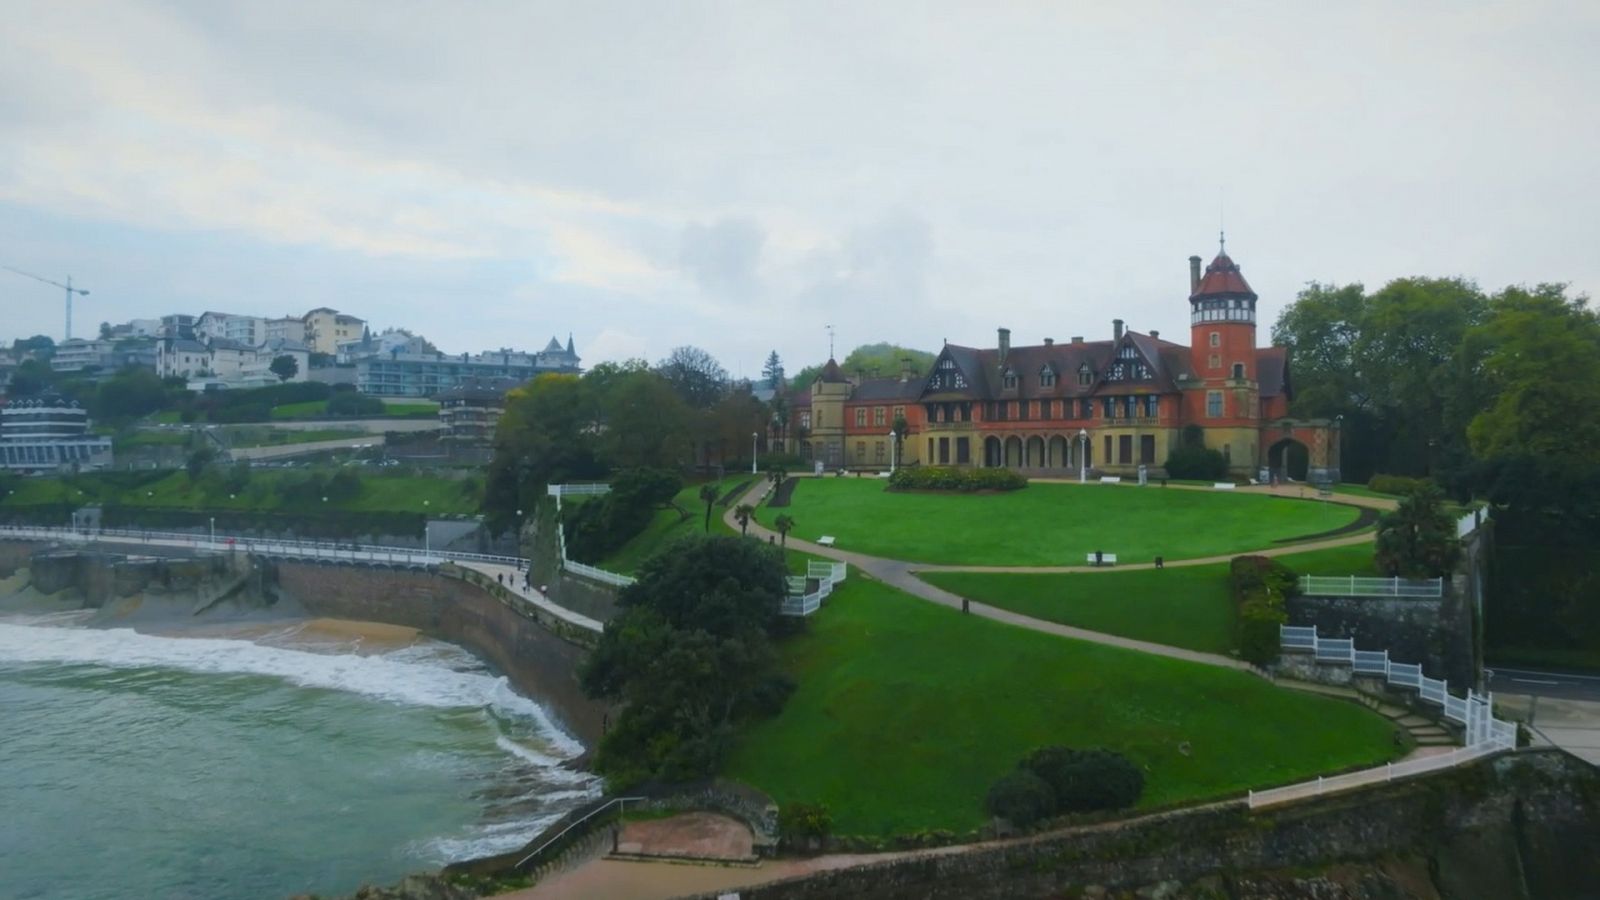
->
xmin=0 ymin=470 xmax=480 ymax=515
xmin=724 ymin=576 xmax=1402 ymax=836
xmin=754 ymin=478 xmax=1361 ymax=566
xmin=113 ymin=430 xmax=193 ymax=450
xmin=269 ymin=399 xmax=438 ymax=420
xmin=916 ymin=543 xmax=1383 ymax=655
xmin=596 ymin=476 xmax=751 ymax=575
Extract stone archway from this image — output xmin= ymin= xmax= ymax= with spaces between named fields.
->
xmin=1004 ymin=436 xmax=1023 ymax=468
xmin=1268 ymin=437 xmax=1310 ymax=481
xmin=984 ymin=436 xmax=1003 ymax=467
xmin=1025 ymin=436 xmax=1045 ymax=468
xmin=1047 ymin=435 xmax=1069 ymax=469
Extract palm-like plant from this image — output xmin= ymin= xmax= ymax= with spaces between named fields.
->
xmin=699 ymin=483 xmax=720 ymax=532
xmin=734 ymin=503 xmax=755 ymax=536
xmin=774 ymin=514 xmax=795 ymax=549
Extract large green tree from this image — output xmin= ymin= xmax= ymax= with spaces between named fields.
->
xmin=483 ymin=373 xmax=603 ymax=533
xmin=791 ymin=342 xmax=935 ymax=389
xmin=1374 ymin=485 xmax=1461 ymax=578
xmin=580 ymin=536 xmax=792 ymax=785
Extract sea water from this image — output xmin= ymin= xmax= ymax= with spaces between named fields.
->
xmin=0 ymin=616 xmax=598 ymax=900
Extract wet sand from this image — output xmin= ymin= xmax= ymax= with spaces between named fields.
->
xmin=150 ymin=617 xmax=425 ymax=654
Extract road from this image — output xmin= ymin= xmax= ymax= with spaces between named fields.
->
xmin=1488 ymin=666 xmax=1600 ymax=702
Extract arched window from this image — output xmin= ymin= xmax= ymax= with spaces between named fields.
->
xmin=1232 ymin=362 xmax=1245 ymax=380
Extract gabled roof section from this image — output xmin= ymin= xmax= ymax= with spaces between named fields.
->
xmin=1191 ymin=252 xmax=1257 ymax=299
xmin=851 ymin=377 xmax=924 ymax=402
xmin=818 ymin=358 xmax=850 ymax=383
xmin=1258 ymin=346 xmax=1291 ymax=398
xmin=923 ymin=344 xmax=986 ymax=398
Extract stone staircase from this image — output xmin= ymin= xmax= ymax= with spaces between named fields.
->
xmin=1277 ymin=679 xmax=1459 ymax=748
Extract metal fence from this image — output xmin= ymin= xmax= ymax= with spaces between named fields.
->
xmin=1252 ymin=625 xmax=1518 ymax=809
xmin=0 ymin=524 xmax=526 ymax=568
xmin=781 ymin=560 xmax=848 ymax=617
xmin=1298 ymin=575 xmax=1443 ymax=598
xmin=546 ymin=483 xmax=612 ymax=497
xmin=544 ymin=485 xmax=637 ymax=587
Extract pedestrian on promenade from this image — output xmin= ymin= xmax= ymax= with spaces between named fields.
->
xmin=962 ymin=598 xmax=970 ymax=614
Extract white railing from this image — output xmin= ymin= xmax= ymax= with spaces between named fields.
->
xmin=1251 ymin=624 xmax=1518 ymax=809
xmin=544 ymin=485 xmax=637 ymax=588
xmin=0 ymin=524 xmax=525 ymax=567
xmin=1457 ymin=506 xmax=1488 ymax=538
xmin=546 ymin=483 xmax=612 ymax=497
xmin=1298 ymin=575 xmax=1444 ymax=598
xmin=781 ymin=561 xmax=848 ymax=617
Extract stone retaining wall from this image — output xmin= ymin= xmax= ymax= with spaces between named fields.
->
xmin=270 ymin=560 xmax=612 ymax=748
xmin=686 ymin=751 xmax=1600 ymax=900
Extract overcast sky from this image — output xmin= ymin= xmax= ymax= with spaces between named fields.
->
xmin=2 ymin=1 xmax=1596 ymax=375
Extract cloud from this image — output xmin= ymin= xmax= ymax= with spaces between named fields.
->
xmin=678 ymin=217 xmax=766 ymax=299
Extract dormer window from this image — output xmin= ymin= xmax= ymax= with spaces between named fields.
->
xmin=1077 ymin=363 xmax=1093 ymax=386
xmin=1039 ymin=366 xmax=1057 ymax=388
xmin=1002 ymin=368 xmax=1017 ymax=390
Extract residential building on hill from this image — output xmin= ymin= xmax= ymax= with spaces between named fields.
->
xmin=436 ymin=376 xmax=521 ymax=444
xmin=303 ymin=308 xmax=367 ymax=355
xmin=356 ymin=336 xmax=581 ymax=398
xmin=0 ymin=394 xmax=113 ymax=471
xmin=196 ymin=312 xmax=266 ymax=346
xmin=784 ymin=242 xmax=1340 ymax=482
xmin=264 ymin=316 xmax=307 ymax=345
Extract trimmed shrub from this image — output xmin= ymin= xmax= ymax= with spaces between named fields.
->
xmin=984 ymin=769 xmax=1056 ymax=827
xmin=1163 ymin=444 xmax=1228 ymax=481
xmin=888 ymin=466 xmax=1027 ymax=493
xmin=1367 ymin=473 xmax=1431 ymax=495
xmin=1230 ymin=555 xmax=1296 ymax=665
xmin=1022 ymin=746 xmax=1144 ymax=813
xmin=777 ymin=802 xmax=834 ymax=843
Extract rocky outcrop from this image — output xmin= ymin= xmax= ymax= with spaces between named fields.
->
xmin=291 ymin=874 xmax=479 ymax=900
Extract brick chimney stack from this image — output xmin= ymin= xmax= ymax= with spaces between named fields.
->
xmin=1189 ymin=255 xmax=1202 ymax=294
xmin=1113 ymin=319 xmax=1124 ymax=341
xmin=998 ymin=327 xmax=1011 ymax=363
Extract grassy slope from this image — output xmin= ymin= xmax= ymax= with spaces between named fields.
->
xmin=270 ymin=399 xmax=438 ymax=420
xmin=725 ymin=575 xmax=1401 ymax=836
xmin=918 ymin=543 xmax=1382 ymax=655
xmin=754 ymin=478 xmax=1360 ymax=566
xmin=1 ymin=471 xmax=480 ymax=515
xmin=593 ymin=476 xmax=758 ymax=574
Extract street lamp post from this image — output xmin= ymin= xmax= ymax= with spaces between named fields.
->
xmin=751 ymin=432 xmax=759 ymax=475
xmin=889 ymin=430 xmax=898 ymax=474
xmin=209 ymin=516 xmax=215 ymax=545
xmin=1078 ymin=429 xmax=1088 ymax=484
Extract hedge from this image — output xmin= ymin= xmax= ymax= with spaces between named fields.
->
xmin=1230 ymin=554 xmax=1297 ymax=666
xmin=1367 ymin=473 xmax=1432 ymax=495
xmin=888 ymin=466 xmax=1027 ymax=493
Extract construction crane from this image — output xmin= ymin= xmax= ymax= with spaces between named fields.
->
xmin=2 ymin=265 xmax=89 ymax=341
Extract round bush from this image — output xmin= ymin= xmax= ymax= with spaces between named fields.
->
xmin=1022 ymin=746 xmax=1143 ymax=813
xmin=985 ymin=769 xmax=1056 ymax=826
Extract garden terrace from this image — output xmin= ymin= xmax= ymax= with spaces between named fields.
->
xmin=753 ymin=478 xmax=1361 ymax=567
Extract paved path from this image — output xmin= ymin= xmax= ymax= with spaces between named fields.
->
xmin=724 ymin=478 xmax=1395 ymax=671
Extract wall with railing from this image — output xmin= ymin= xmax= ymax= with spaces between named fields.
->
xmin=1249 ymin=624 xmax=1516 ymax=809
xmin=782 ymin=560 xmax=847 ymax=617
xmin=544 ymin=484 xmax=637 ymax=588
xmin=1298 ymin=575 xmax=1443 ymax=598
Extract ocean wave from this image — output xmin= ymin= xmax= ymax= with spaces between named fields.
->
xmin=0 ymin=622 xmax=586 ymax=758
xmin=413 ymin=811 xmax=569 ymax=863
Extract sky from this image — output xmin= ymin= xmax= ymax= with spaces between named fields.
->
xmin=2 ymin=1 xmax=1597 ymax=377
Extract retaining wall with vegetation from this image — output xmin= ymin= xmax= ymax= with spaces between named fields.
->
xmin=688 ymin=751 xmax=1600 ymax=900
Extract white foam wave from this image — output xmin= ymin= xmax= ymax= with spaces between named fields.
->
xmin=494 ymin=736 xmax=594 ymax=785
xmin=415 ymin=812 xmax=568 ymax=863
xmin=0 ymin=623 xmax=586 ymax=758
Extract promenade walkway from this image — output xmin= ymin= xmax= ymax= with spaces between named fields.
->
xmin=723 ymin=478 xmax=1392 ymax=672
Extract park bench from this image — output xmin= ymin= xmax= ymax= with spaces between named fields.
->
xmin=1099 ymin=476 xmax=1122 ymax=484
xmin=1085 ymin=552 xmax=1118 ymax=566
xmin=1212 ymin=482 xmax=1236 ymax=490
xmin=817 ymin=535 xmax=836 ymax=547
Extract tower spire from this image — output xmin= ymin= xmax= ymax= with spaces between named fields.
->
xmin=1219 ymin=229 xmax=1226 ymax=255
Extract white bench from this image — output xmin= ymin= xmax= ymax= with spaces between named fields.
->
xmin=816 ymin=535 xmax=836 ymax=547
xmin=1085 ymin=553 xmax=1118 ymax=566
xmin=1212 ymin=482 xmax=1236 ymax=490
xmin=1099 ymin=476 xmax=1122 ymax=484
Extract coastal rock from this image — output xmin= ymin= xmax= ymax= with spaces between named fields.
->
xmin=293 ymin=873 xmax=480 ymax=900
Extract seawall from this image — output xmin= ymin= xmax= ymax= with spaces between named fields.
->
xmin=690 ymin=750 xmax=1600 ymax=900
xmin=269 ymin=560 xmax=611 ymax=748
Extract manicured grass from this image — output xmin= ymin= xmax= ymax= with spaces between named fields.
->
xmin=724 ymin=576 xmax=1402 ymax=836
xmin=917 ymin=543 xmax=1382 ymax=655
xmin=596 ymin=477 xmax=746 ymax=575
xmin=269 ymin=399 xmax=438 ymax=420
xmin=0 ymin=471 xmax=480 ymax=515
xmin=754 ymin=478 xmax=1360 ymax=566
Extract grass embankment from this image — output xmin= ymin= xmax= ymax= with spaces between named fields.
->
xmin=917 ymin=544 xmax=1382 ymax=655
xmin=725 ymin=575 xmax=1402 ymax=836
xmin=270 ymin=398 xmax=437 ymax=420
xmin=0 ymin=470 xmax=480 ymax=515
xmin=754 ymin=478 xmax=1360 ymax=567
xmin=591 ymin=476 xmax=768 ymax=574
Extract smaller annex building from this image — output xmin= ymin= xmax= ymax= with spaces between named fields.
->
xmin=783 ymin=243 xmax=1340 ymax=483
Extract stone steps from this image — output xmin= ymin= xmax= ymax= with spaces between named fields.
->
xmin=1275 ymin=678 xmax=1461 ymax=748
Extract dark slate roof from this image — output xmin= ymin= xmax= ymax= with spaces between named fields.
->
xmin=851 ymin=377 xmax=924 ymax=402
xmin=1258 ymin=346 xmax=1290 ymax=398
xmin=165 ymin=339 xmax=209 ymax=353
xmin=1191 ymin=252 xmax=1257 ymax=298
xmin=818 ymin=358 xmax=849 ymax=383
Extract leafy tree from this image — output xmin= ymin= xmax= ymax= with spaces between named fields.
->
xmin=734 ymin=503 xmax=755 ymax=536
xmin=985 ymin=769 xmax=1055 ymax=828
xmin=699 ymin=483 xmax=720 ymax=533
xmin=1021 ymin=746 xmax=1143 ymax=813
xmin=563 ymin=468 xmax=684 ymax=562
xmin=6 ymin=359 xmax=54 ymax=396
xmin=223 ymin=460 xmax=252 ymax=496
xmin=774 ymin=514 xmax=794 ymax=548
xmin=1374 ymin=485 xmax=1461 ymax=578
xmin=269 ymin=354 xmax=299 ymax=382
xmin=483 ymin=373 xmax=603 ymax=533
xmin=98 ymin=322 xmax=113 ymax=340
xmin=791 ymin=343 xmax=935 ymax=390
xmin=11 ymin=335 xmax=55 ymax=359
xmin=1163 ymin=424 xmax=1226 ymax=480
xmin=596 ymin=366 xmax=693 ymax=470
xmin=185 ymin=447 xmax=216 ymax=482
xmin=91 ymin=367 xmax=168 ymax=424
xmin=579 ymin=536 xmax=791 ymax=785
xmin=656 ymin=345 xmax=728 ymax=409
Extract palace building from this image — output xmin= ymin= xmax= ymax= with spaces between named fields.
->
xmin=784 ymin=243 xmax=1341 ymax=483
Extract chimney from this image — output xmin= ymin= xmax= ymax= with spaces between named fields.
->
xmin=1189 ymin=255 xmax=1202 ymax=294
xmin=1071 ymin=336 xmax=1083 ymax=344
xmin=899 ymin=357 xmax=914 ymax=382
xmin=1113 ymin=319 xmax=1124 ymax=341
xmin=997 ymin=327 xmax=1011 ymax=363
xmin=1150 ymin=330 xmax=1160 ymax=340
xmin=1043 ymin=337 xmax=1054 ymax=346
